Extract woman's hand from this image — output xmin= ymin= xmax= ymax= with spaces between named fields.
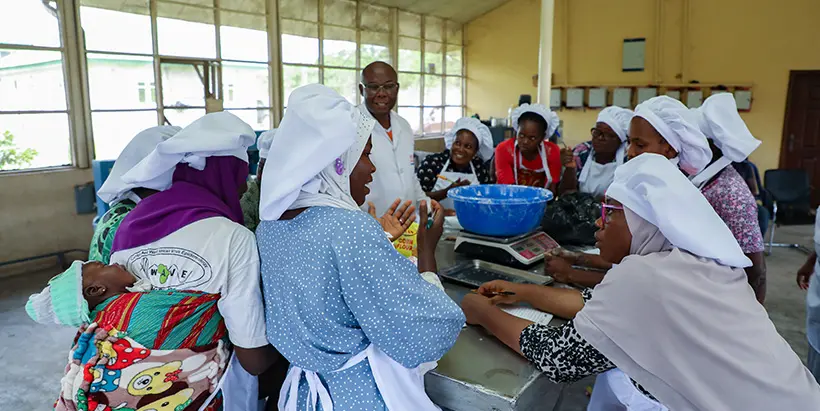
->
xmin=548 ymin=247 xmax=581 ymax=265
xmin=416 ymin=200 xmax=445 ymax=273
xmin=797 ymin=265 xmax=814 ymax=290
xmin=544 ymin=254 xmax=574 ymax=284
xmin=461 ymin=293 xmax=498 ymax=325
xmin=797 ymin=265 xmax=812 ymax=290
xmin=417 ymin=200 xmax=444 ymax=250
xmin=560 ymin=147 xmax=575 ymax=168
xmin=449 ymin=178 xmax=472 ymax=190
xmin=476 ymin=280 xmax=525 ymax=305
xmin=797 ymin=253 xmax=817 ymax=290
xmin=368 ymin=199 xmax=415 ymax=240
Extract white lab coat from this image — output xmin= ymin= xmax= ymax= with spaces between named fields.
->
xmin=361 ymin=108 xmax=429 ymax=216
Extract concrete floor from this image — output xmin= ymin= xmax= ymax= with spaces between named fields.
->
xmin=0 ymin=225 xmax=815 ymax=410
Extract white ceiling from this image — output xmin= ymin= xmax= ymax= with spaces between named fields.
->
xmin=365 ymin=0 xmax=510 ymax=23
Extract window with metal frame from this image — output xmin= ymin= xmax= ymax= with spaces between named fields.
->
xmin=0 ymin=0 xmax=71 ymax=170
xmin=78 ymin=0 xmax=273 ymax=160
xmin=397 ymin=12 xmax=464 ymax=138
xmin=280 ymin=0 xmax=465 ymax=139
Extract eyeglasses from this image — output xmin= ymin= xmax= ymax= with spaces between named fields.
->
xmin=600 ymin=203 xmax=624 ymax=228
xmin=361 ymin=82 xmax=400 ymax=94
xmin=590 ymin=128 xmax=620 ymax=142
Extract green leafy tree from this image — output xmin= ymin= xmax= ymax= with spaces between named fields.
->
xmin=0 ymin=131 xmax=38 ymax=170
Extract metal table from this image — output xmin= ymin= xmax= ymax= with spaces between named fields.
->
xmin=424 ymin=240 xmax=567 ymax=411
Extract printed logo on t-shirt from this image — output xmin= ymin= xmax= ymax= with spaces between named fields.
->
xmin=126 ymin=247 xmax=213 ymax=289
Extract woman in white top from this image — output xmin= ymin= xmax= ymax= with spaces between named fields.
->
xmin=558 ymin=106 xmax=633 ymax=199
xmin=416 ymin=117 xmax=494 ymax=210
xmin=461 ymin=153 xmax=820 ymax=411
xmin=797 ymin=208 xmax=820 ymax=383
xmin=109 ymin=112 xmax=283 ymax=408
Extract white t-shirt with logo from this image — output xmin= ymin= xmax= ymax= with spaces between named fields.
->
xmin=110 ymin=216 xmax=268 ymax=349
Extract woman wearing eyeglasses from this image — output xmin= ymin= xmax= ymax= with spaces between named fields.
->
xmin=557 ymin=106 xmax=633 ymax=199
xmin=494 ymin=104 xmax=562 ymax=191
xmin=629 ymin=95 xmax=767 ymax=304
xmin=460 ymin=154 xmax=820 ymax=411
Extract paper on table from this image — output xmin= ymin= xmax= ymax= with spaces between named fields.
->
xmin=501 ymin=306 xmax=554 ymax=326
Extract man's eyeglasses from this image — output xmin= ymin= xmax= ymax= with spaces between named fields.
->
xmin=361 ymin=82 xmax=400 ymax=94
xmin=600 ymin=203 xmax=624 ymax=227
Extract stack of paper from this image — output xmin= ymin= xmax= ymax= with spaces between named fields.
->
xmin=500 ymin=306 xmax=554 ymax=326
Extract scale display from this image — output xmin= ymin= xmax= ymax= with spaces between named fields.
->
xmin=454 ymin=231 xmax=560 ymax=267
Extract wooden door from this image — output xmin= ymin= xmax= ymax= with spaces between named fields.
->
xmin=780 ymin=70 xmax=820 ymax=206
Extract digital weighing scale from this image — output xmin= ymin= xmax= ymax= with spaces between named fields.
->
xmin=454 ymin=230 xmax=560 ymax=268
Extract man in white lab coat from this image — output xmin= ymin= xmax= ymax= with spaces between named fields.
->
xmin=358 ymin=61 xmax=429 ymax=216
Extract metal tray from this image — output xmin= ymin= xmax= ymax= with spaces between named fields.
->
xmin=439 ymin=259 xmax=554 ymax=289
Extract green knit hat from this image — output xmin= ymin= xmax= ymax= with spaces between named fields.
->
xmin=25 ymin=261 xmax=91 ymax=327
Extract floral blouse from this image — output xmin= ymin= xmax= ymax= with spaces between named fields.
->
xmin=518 ymin=288 xmax=658 ymax=402
xmin=701 ymin=166 xmax=765 ymax=254
xmin=416 ymin=150 xmax=492 ymax=192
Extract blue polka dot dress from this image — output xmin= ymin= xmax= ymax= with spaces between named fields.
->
xmin=257 ymin=206 xmax=465 ymax=410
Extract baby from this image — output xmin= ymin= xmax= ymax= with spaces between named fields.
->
xmin=27 ymin=261 xmax=232 ymax=411
xmin=26 ymin=260 xmax=146 ymax=327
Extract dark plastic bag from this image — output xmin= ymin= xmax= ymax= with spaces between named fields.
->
xmin=541 ymin=192 xmax=602 ymax=245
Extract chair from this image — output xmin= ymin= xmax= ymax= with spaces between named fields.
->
xmin=746 ymin=161 xmax=772 ymax=236
xmin=763 ymin=169 xmax=813 ymax=255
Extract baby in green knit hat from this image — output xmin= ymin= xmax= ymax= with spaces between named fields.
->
xmin=26 ymin=261 xmax=145 ymax=327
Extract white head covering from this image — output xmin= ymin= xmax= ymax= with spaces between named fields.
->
xmin=511 ymin=103 xmax=560 ymax=138
xmin=259 ymin=84 xmax=376 ymax=221
xmin=574 ymin=152 xmax=820 ymax=411
xmin=257 ymin=128 xmax=277 ymax=159
xmin=96 ymin=126 xmax=181 ymax=205
xmin=445 ymin=117 xmax=494 ymax=161
xmin=120 ymin=112 xmax=255 ymax=189
xmin=606 ymin=153 xmax=750 ymax=268
xmin=633 ymin=96 xmax=712 ymax=175
xmin=689 ymin=93 xmax=762 ymax=187
xmin=596 ymin=106 xmax=633 ymax=142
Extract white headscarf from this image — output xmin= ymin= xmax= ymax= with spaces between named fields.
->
xmin=512 ymin=103 xmax=560 ymax=138
xmin=259 ymin=85 xmax=376 ymax=221
xmin=689 ymin=93 xmax=762 ymax=187
xmin=257 ymin=128 xmax=277 ymax=159
xmin=120 ymin=112 xmax=255 ymax=189
xmin=574 ymin=154 xmax=820 ymax=411
xmin=596 ymin=106 xmax=633 ymax=143
xmin=445 ymin=117 xmax=494 ymax=161
xmin=633 ymin=96 xmax=712 ymax=175
xmin=606 ymin=153 xmax=750 ymax=268
xmin=96 ymin=125 xmax=180 ymax=205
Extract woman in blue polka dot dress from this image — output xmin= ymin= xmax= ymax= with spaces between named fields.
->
xmin=256 ymin=85 xmax=465 ymax=411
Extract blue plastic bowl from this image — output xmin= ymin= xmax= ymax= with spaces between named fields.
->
xmin=448 ymin=184 xmax=554 ymax=237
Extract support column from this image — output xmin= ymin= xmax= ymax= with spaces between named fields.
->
xmin=537 ymin=0 xmax=555 ymax=105
xmin=267 ymin=0 xmax=283 ymax=125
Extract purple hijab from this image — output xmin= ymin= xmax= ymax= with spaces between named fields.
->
xmin=111 ymin=156 xmax=248 ymax=253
